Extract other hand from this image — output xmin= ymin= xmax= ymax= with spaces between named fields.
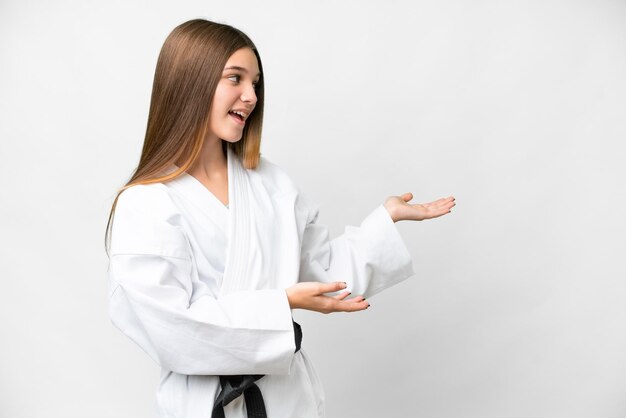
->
xmin=285 ymin=281 xmax=369 ymax=314
xmin=383 ymin=193 xmax=455 ymax=222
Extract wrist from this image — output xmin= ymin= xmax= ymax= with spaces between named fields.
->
xmin=383 ymin=201 xmax=398 ymax=223
xmin=285 ymin=288 xmax=298 ymax=309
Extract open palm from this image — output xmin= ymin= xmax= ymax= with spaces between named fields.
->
xmin=384 ymin=193 xmax=455 ymax=222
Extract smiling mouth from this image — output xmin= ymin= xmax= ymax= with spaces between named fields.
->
xmin=228 ymin=112 xmax=246 ymax=125
xmin=228 ymin=111 xmax=245 ymax=125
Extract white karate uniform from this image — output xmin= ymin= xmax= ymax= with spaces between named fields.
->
xmin=107 ymin=145 xmax=415 ymax=418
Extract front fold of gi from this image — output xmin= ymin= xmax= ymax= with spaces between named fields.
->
xmin=107 ymin=145 xmax=415 ymax=418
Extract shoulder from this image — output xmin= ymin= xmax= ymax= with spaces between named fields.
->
xmin=115 ymin=183 xmax=182 ymax=225
xmin=253 ymin=155 xmax=299 ymax=196
xmin=118 ymin=183 xmax=168 ymax=203
xmin=116 ymin=182 xmax=173 ymax=208
xmin=111 ymin=183 xmax=189 ymax=258
xmin=254 ymin=155 xmax=320 ymax=223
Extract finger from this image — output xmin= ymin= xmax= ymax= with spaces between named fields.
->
xmin=438 ymin=200 xmax=455 ymax=212
xmin=334 ymin=298 xmax=370 ymax=313
xmin=345 ymin=300 xmax=370 ymax=312
xmin=427 ymin=197 xmax=450 ymax=206
xmin=319 ymin=281 xmax=348 ymax=294
xmin=423 ymin=196 xmax=455 ymax=208
xmin=429 ymin=198 xmax=455 ymax=211
xmin=333 ymin=291 xmax=351 ymax=300
xmin=411 ymin=198 xmax=455 ymax=220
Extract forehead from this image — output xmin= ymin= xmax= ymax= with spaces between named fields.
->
xmin=224 ymin=48 xmax=260 ymax=77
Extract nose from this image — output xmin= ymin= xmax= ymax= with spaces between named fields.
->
xmin=240 ymin=84 xmax=257 ymax=106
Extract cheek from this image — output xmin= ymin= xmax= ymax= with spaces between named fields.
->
xmin=213 ymin=84 xmax=238 ymax=111
xmin=213 ymin=91 xmax=227 ymax=110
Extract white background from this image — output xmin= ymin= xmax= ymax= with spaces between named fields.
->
xmin=1 ymin=0 xmax=625 ymax=417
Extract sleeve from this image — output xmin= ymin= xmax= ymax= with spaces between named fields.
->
xmin=297 ymin=193 xmax=415 ymax=299
xmin=107 ymin=185 xmax=296 ymax=376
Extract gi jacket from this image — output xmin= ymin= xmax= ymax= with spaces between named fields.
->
xmin=108 ymin=145 xmax=415 ymax=418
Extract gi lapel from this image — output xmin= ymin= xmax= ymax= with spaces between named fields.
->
xmin=220 ymin=145 xmax=252 ymax=296
xmin=166 ymin=163 xmax=229 ymax=237
xmin=221 ymin=145 xmax=286 ymax=296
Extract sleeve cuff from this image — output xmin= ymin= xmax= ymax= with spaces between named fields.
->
xmin=218 ymin=289 xmax=296 ymax=374
xmin=358 ymin=204 xmax=416 ymax=295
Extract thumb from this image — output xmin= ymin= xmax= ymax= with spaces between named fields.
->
xmin=401 ymin=192 xmax=413 ymax=202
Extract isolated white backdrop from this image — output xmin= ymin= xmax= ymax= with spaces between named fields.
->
xmin=1 ymin=1 xmax=625 ymax=417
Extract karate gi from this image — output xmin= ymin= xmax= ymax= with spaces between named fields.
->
xmin=107 ymin=145 xmax=415 ymax=418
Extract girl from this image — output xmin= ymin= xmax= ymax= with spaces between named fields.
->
xmin=105 ymin=18 xmax=455 ymax=418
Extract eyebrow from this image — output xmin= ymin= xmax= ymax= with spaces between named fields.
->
xmin=223 ymin=66 xmax=261 ymax=78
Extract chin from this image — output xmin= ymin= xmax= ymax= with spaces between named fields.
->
xmin=222 ymin=135 xmax=243 ymax=143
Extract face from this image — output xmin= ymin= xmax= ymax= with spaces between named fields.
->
xmin=208 ymin=47 xmax=260 ymax=143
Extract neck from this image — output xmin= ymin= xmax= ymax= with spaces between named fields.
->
xmin=189 ymin=136 xmax=227 ymax=180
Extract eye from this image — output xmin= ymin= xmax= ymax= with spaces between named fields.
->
xmin=227 ymin=74 xmax=259 ymax=90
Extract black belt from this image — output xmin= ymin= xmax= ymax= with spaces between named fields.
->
xmin=211 ymin=320 xmax=303 ymax=418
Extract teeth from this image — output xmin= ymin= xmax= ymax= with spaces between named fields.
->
xmin=231 ymin=110 xmax=246 ymax=119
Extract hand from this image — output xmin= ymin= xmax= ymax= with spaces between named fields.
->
xmin=383 ymin=193 xmax=455 ymax=222
xmin=285 ymin=281 xmax=370 ymax=314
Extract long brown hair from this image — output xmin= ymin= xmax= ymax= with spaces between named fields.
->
xmin=105 ymin=19 xmax=265 ymax=255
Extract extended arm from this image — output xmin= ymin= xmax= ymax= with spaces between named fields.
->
xmin=296 ymin=192 xmax=455 ymax=301
xmin=296 ymin=194 xmax=415 ymax=300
